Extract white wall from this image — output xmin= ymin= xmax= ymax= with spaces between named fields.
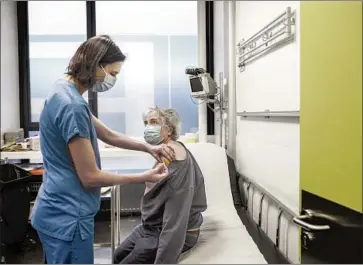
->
xmin=235 ymin=0 xmax=300 ymax=219
xmin=213 ymin=1 xmax=301 ymax=263
xmin=1 ymin=1 xmax=20 ymax=141
xmin=235 ymin=1 xmax=300 ymax=263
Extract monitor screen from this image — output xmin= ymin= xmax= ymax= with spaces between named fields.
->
xmin=190 ymin=77 xmax=204 ymax=93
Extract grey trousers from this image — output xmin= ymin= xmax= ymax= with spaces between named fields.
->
xmin=113 ymin=224 xmax=199 ymax=264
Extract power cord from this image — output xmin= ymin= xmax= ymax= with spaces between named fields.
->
xmin=189 ymin=93 xmax=221 ymax=114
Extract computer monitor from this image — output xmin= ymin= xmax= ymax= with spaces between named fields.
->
xmin=188 ymin=73 xmax=217 ymax=99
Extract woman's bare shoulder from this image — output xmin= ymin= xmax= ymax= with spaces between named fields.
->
xmin=167 ymin=141 xmax=187 ymax=161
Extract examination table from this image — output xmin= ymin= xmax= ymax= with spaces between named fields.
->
xmin=178 ymin=143 xmax=266 ymax=264
xmin=95 ymin=143 xmax=266 ymax=264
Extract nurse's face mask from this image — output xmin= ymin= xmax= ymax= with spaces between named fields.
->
xmin=92 ymin=66 xmax=117 ymax=93
xmin=144 ymin=114 xmax=171 ymax=145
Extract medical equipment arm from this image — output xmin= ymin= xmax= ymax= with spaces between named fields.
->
xmin=154 ymin=188 xmax=194 ymax=264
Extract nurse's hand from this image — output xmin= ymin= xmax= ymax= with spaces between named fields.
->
xmin=144 ymin=163 xmax=169 ymax=182
xmin=147 ymin=143 xmax=175 ymax=163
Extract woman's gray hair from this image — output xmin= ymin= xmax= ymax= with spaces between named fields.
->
xmin=142 ymin=106 xmax=181 ymax=140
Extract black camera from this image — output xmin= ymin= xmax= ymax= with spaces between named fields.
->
xmin=185 ymin=67 xmax=206 ymax=76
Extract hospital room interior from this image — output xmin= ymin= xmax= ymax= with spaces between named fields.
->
xmin=0 ymin=0 xmax=362 ymax=264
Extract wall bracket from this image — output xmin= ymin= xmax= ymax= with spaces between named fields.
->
xmin=236 ymin=7 xmax=296 ymax=72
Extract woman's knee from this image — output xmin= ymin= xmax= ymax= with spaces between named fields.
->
xmin=113 ymin=245 xmax=132 ymax=264
xmin=113 ymin=225 xmax=145 ymax=263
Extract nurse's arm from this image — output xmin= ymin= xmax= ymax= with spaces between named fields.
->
xmin=68 ymin=137 xmax=167 ymax=188
xmin=92 ymin=115 xmax=148 ymax=153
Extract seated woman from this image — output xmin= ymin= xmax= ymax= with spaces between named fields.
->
xmin=113 ymin=107 xmax=207 ymax=264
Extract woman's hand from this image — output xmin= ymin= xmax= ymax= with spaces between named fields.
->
xmin=143 ymin=163 xmax=169 ymax=182
xmin=147 ymin=143 xmax=175 ymax=163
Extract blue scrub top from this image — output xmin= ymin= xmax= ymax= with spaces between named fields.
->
xmin=31 ymin=79 xmax=101 ymax=242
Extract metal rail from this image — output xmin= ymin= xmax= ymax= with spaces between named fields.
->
xmin=240 ymin=173 xmax=295 ymax=263
xmin=239 ymin=172 xmax=363 ymax=262
xmin=239 ymin=27 xmax=286 ymax=63
xmin=237 ymin=7 xmax=296 ymax=72
xmin=237 ymin=110 xmax=300 ymax=119
xmin=239 ymin=173 xmax=297 ymax=219
xmin=239 ymin=10 xmax=288 ymax=47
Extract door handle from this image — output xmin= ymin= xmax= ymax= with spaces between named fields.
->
xmin=303 ymin=209 xmax=363 ymax=229
xmin=293 ymin=214 xmax=330 ymax=231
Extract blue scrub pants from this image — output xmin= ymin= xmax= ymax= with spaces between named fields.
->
xmin=37 ymin=226 xmax=94 ymax=264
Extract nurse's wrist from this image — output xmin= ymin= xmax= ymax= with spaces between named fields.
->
xmin=144 ymin=143 xmax=152 ymax=154
xmin=138 ymin=171 xmax=150 ymax=182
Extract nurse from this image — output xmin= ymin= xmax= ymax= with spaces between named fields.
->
xmin=30 ymin=35 xmax=174 ymax=264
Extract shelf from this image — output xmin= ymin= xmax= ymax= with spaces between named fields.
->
xmin=1 ymin=148 xmax=149 ymax=161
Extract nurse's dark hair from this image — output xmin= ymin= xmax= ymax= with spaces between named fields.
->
xmin=65 ymin=35 xmax=126 ymax=88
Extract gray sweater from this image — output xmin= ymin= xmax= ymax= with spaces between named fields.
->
xmin=140 ymin=143 xmax=208 ymax=264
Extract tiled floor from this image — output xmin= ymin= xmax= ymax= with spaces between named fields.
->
xmin=94 ymin=247 xmax=112 ymax=264
xmin=94 ymin=216 xmax=141 ymax=264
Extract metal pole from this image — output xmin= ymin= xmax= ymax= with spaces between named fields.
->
xmin=219 ymin=72 xmax=224 ymax=147
xmin=115 ymin=185 xmax=121 ymax=246
xmin=197 ymin=1 xmax=208 ymax=143
xmin=110 ymin=186 xmax=116 ymax=257
xmin=223 ymin=1 xmax=229 ymax=151
xmin=227 ymin=0 xmax=237 ymax=159
xmin=116 ymin=185 xmax=121 ymax=246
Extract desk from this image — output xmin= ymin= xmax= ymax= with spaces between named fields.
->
xmin=0 ymin=142 xmax=198 ymax=161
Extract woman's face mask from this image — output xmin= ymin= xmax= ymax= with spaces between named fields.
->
xmin=92 ymin=66 xmax=117 ymax=93
xmin=144 ymin=124 xmax=164 ymax=145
